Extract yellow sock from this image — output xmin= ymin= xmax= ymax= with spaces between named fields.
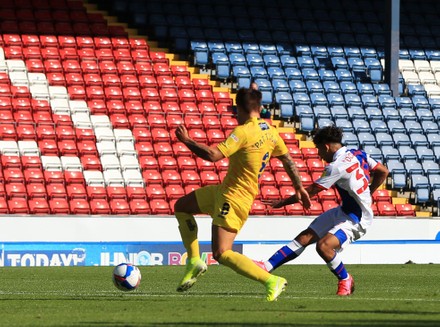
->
xmin=218 ymin=250 xmax=271 ymax=284
xmin=176 ymin=212 xmax=200 ymax=259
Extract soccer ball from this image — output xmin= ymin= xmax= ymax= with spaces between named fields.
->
xmin=112 ymin=263 xmax=142 ymax=291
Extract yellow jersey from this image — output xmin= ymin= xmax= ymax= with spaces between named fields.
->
xmin=217 ymin=117 xmax=288 ymax=204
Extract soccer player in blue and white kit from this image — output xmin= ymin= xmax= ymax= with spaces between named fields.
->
xmin=260 ymin=126 xmax=389 ymax=295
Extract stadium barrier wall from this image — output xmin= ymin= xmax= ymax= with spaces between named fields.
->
xmin=0 ymin=216 xmax=439 ymax=266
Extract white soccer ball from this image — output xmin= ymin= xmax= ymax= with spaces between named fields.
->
xmin=112 ymin=263 xmax=142 ymax=291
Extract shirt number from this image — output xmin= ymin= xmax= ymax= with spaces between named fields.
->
xmin=345 ymin=163 xmax=369 ymax=194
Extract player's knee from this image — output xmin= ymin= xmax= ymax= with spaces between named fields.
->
xmin=212 ymin=247 xmax=227 ymax=262
xmin=316 ymin=238 xmax=331 ymax=254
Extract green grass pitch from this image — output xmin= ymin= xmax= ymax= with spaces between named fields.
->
xmin=1 ymin=264 xmax=440 ymax=326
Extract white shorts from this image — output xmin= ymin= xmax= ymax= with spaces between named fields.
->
xmin=309 ymin=206 xmax=367 ymax=250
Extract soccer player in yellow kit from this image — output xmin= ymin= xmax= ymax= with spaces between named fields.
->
xmin=174 ymin=87 xmax=311 ymax=301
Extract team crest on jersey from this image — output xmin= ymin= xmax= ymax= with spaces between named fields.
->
xmin=230 ymin=133 xmax=239 ymax=142
xmin=259 ymin=122 xmax=269 ymax=130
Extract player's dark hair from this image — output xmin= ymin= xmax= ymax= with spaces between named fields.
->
xmin=312 ymin=125 xmax=343 ymax=145
xmin=236 ymin=87 xmax=262 ymax=114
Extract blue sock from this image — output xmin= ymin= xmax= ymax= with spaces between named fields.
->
xmin=327 ymin=253 xmax=349 ymax=280
xmin=267 ymin=240 xmax=304 ymax=271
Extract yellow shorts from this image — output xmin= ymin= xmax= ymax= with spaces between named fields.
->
xmin=195 ymin=185 xmax=251 ymax=232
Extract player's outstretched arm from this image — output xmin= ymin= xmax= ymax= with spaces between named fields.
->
xmin=175 ymin=125 xmax=225 ymax=162
xmin=369 ymin=163 xmax=389 ymax=194
xmin=276 ymin=153 xmax=311 ymax=209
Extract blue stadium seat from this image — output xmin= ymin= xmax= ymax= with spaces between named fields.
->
xmin=280 ymin=55 xmax=298 ymax=69
xmin=358 ymin=131 xmax=377 ymax=146
xmin=208 ymin=42 xmax=226 ymax=54
xmin=353 ymin=119 xmax=372 ymax=133
xmin=228 ymin=53 xmax=247 ymax=67
xmin=426 ymin=50 xmax=440 ymax=61
xmin=284 ymin=68 xmax=302 ymax=81
xmin=311 ymin=46 xmax=328 ymax=58
xmin=382 ymin=108 xmax=400 ymax=121
xmin=255 ymin=79 xmax=273 ymax=105
xmin=191 ymin=41 xmax=209 ymax=67
xmin=381 ymin=145 xmax=400 ymax=160
xmin=327 ymin=94 xmax=345 ymax=107
xmin=342 ymin=132 xmax=360 ymax=148
xmin=373 ymin=84 xmax=392 ymax=95
xmin=344 ymin=46 xmax=361 ymax=58
xmin=310 ymin=93 xmax=329 ymax=106
xmin=393 ymin=132 xmax=411 ymax=146
xmin=250 ymin=66 xmax=269 ymax=80
xmin=409 ymin=49 xmax=427 ymax=60
xmin=318 ymin=69 xmax=337 ymax=82
xmin=330 ymin=106 xmax=348 ymax=119
xmin=242 ymin=43 xmax=260 ymax=54
xmin=348 ymin=58 xmax=366 ymax=70
xmin=388 ymin=121 xmax=406 ymax=134
xmin=395 ymin=96 xmax=414 ymax=109
xmin=327 ymin=46 xmax=345 ymax=58
xmin=225 ymin=42 xmax=243 ymax=54
xmin=335 ymin=69 xmax=354 ymax=82
xmin=399 ymin=108 xmax=417 ymax=121
xmin=212 ymin=53 xmax=231 ymax=80
xmin=407 ymin=84 xmax=427 ymax=97
xmin=335 ymin=118 xmax=354 ymax=133
xmin=264 ymin=55 xmax=281 ymax=68
xmin=410 ymin=134 xmax=429 ymax=147
xmin=300 ymin=114 xmax=315 ymax=132
xmin=232 ymin=66 xmax=251 ymax=88
xmin=404 ymin=121 xmax=423 ymax=134
xmin=356 ymin=82 xmax=375 ymax=95
xmin=289 ymin=80 xmax=307 ymax=93
xmin=317 ymin=118 xmax=334 ymax=128
xmin=344 ymin=94 xmax=362 ymax=107
xmin=272 ymin=79 xmax=290 ymax=93
xmin=363 ymin=145 xmax=383 ymax=162
xmin=416 ymin=146 xmax=436 ymax=162
xmin=427 ymin=133 xmax=440 ymax=146
xmin=313 ymin=105 xmax=331 ymax=119
xmin=331 ymin=57 xmax=349 ymax=69
xmin=275 ymin=92 xmax=294 ymax=119
xmin=361 ymin=95 xmax=380 ymax=108
xmin=260 ymin=44 xmax=278 ymax=56
xmin=412 ymin=95 xmax=430 ymax=109
xmin=378 ymin=95 xmax=397 ymax=108
xmin=302 ymin=68 xmax=320 ymax=81
xmin=347 ymin=106 xmax=367 ymax=120
xmin=416 ymin=109 xmax=434 ymax=122
xmin=306 ymin=81 xmax=324 ymax=94
xmin=293 ymin=93 xmax=311 ymax=106
xmin=340 ymin=82 xmax=358 ymax=94
xmin=428 ymin=98 xmax=440 ymax=110
xmin=298 ymin=56 xmax=316 ymax=69
xmin=295 ymin=45 xmax=311 ymax=56
xmin=422 ymin=161 xmax=440 ymax=176
xmin=398 ymin=145 xmax=418 ymax=161
xmin=360 ymin=47 xmax=378 ymax=58
xmin=246 ymin=53 xmax=264 ymax=67
xmin=323 ymin=81 xmax=341 ymax=94
xmin=365 ymin=108 xmax=384 ymax=121
xmin=370 ymin=120 xmax=389 ymax=133
xmin=294 ymin=105 xmax=313 ymax=118
xmin=267 ymin=67 xmax=286 ymax=81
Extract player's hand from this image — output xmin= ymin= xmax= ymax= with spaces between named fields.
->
xmin=261 ymin=199 xmax=286 ymax=208
xmin=295 ymin=187 xmax=311 ymax=209
xmin=175 ymin=125 xmax=191 ymax=143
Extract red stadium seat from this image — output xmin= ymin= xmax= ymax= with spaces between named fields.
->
xmin=200 ymin=171 xmax=220 ymax=186
xmin=153 ymin=142 xmax=173 ymax=156
xmin=307 ymin=201 xmax=323 ymax=215
xmin=146 ymin=185 xmax=167 ymax=200
xmin=67 ymin=184 xmax=87 ymax=199
xmin=279 ymin=186 xmax=295 ymax=198
xmin=50 ymin=198 xmax=70 ymax=214
xmin=321 ymin=200 xmax=339 ymax=211
xmin=107 ymin=186 xmax=127 ymax=200
xmin=8 ymin=198 xmax=29 ymax=214
xmin=177 ymin=156 xmax=197 ymax=171
xmin=44 ymin=170 xmax=65 ymax=185
xmin=275 ymin=171 xmax=292 ymax=187
xmin=196 ymin=157 xmax=216 ymax=172
xmin=184 ymin=115 xmax=203 ymax=129
xmin=64 ymin=171 xmax=85 ymax=186
xmin=24 ymin=168 xmax=45 ymax=184
xmin=86 ymin=186 xmax=107 ymax=200
xmin=377 ymin=202 xmax=397 ymax=216
xmin=195 ymin=89 xmax=214 ymax=103
xmin=110 ymin=199 xmax=131 ymax=215
xmin=301 ymin=147 xmax=320 ymax=159
xmin=6 ymin=183 xmax=27 ymax=198
xmin=126 ymin=186 xmax=147 ymax=200
xmin=395 ymin=203 xmax=416 ymax=216
xmin=158 ymin=156 xmax=178 ymax=171
xmin=142 ymin=170 xmax=163 ymax=185
xmin=77 ymin=140 xmax=98 ymax=156
xmin=250 ymin=200 xmax=267 ymax=215
xmin=164 ymin=185 xmax=185 ymax=201
xmin=76 ymin=128 xmax=95 ymax=142
xmin=181 ymin=171 xmax=202 ymax=186
xmin=149 ymin=199 xmax=171 ymax=214
xmin=192 ymin=78 xmax=212 ymax=91
xmin=260 ymin=171 xmax=276 ymax=186
xmin=21 ymin=156 xmax=42 ymax=170
xmin=46 ymin=184 xmax=68 ymax=199
xmin=1 ymin=155 xmax=22 ymax=169
xmin=372 ymin=189 xmax=392 ymax=203
xmin=81 ymin=155 xmax=102 ymax=171
xmin=29 ymin=198 xmax=50 ymax=214
xmin=286 ymin=203 xmax=305 ymax=215
xmin=0 ymin=197 xmax=9 ymax=214
xmin=260 ymin=185 xmax=281 ymax=200
xmin=4 ymin=168 xmax=25 ymax=184
xmin=135 ymin=141 xmax=155 ymax=158
xmin=90 ymin=199 xmax=111 ymax=215
xmin=306 ymin=158 xmax=325 ymax=173
xmin=129 ymin=198 xmax=151 ymax=214
xmin=162 ymin=171 xmax=182 ymax=186
xmin=69 ymin=199 xmax=91 ymax=214
xmin=214 ymin=91 xmax=232 ymax=105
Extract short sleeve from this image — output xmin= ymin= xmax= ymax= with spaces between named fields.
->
xmin=217 ymin=127 xmax=247 ymax=158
